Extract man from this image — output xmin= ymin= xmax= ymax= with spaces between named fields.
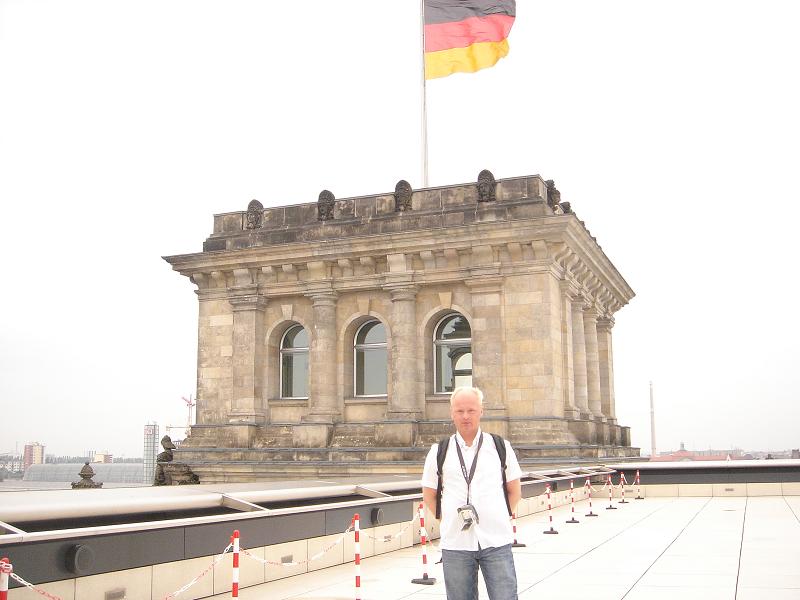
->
xmin=422 ymin=386 xmax=522 ymax=600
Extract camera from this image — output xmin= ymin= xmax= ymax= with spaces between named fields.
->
xmin=457 ymin=504 xmax=479 ymax=531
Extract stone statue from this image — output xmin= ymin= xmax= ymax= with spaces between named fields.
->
xmin=245 ymin=199 xmax=264 ymax=229
xmin=545 ymin=180 xmax=561 ymax=211
xmin=477 ymin=170 xmax=497 ymax=202
xmin=154 ymin=435 xmax=199 ymax=485
xmin=394 ymin=180 xmax=413 ymax=212
xmin=72 ymin=462 xmax=102 ymax=489
xmin=317 ymin=190 xmax=335 ymax=221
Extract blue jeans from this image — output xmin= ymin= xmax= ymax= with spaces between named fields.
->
xmin=441 ymin=544 xmax=518 ymax=600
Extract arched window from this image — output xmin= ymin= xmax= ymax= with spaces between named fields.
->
xmin=354 ymin=320 xmax=388 ymax=396
xmin=280 ymin=324 xmax=309 ymax=398
xmin=434 ymin=313 xmax=472 ymax=393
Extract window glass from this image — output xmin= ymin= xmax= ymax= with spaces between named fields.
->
xmin=280 ymin=324 xmax=309 ymax=398
xmin=434 ymin=314 xmax=472 ymax=393
xmin=355 ymin=320 xmax=388 ymax=396
xmin=356 ymin=321 xmax=386 ymax=345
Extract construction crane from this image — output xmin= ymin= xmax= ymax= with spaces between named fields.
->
xmin=181 ymin=394 xmax=196 ymax=437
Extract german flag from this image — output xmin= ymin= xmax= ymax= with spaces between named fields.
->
xmin=424 ymin=1 xmax=516 ymax=80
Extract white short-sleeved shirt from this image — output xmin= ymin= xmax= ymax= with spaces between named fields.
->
xmin=421 ymin=429 xmax=522 ymax=551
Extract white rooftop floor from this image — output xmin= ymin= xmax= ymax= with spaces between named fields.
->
xmin=210 ymin=496 xmax=800 ymax=600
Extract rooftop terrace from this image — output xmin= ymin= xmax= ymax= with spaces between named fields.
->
xmin=208 ymin=494 xmax=800 ymax=600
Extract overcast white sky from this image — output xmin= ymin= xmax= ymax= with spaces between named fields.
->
xmin=1 ymin=1 xmax=798 ymax=459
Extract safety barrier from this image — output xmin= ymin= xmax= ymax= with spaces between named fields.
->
xmin=618 ymin=471 xmax=629 ymax=504
xmin=566 ymin=480 xmax=580 ymax=524
xmin=411 ymin=502 xmax=436 ymax=585
xmin=1 ymin=473 xmax=639 ymax=600
xmin=635 ymin=469 xmax=644 ymax=499
xmin=584 ymin=477 xmax=598 ymax=517
xmin=605 ymin=473 xmax=618 ymax=510
xmin=542 ymin=484 xmax=559 ymax=534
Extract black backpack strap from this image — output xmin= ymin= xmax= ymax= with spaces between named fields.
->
xmin=491 ymin=433 xmax=513 ymax=517
xmin=435 ymin=436 xmax=451 ymax=520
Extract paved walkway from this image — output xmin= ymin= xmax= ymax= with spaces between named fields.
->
xmin=211 ymin=496 xmax=800 ymax=600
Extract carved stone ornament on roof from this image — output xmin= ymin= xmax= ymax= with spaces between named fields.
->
xmin=245 ymin=199 xmax=264 ymax=229
xmin=317 ymin=190 xmax=335 ymax=221
xmin=559 ymin=201 xmax=573 ymax=214
xmin=477 ymin=169 xmax=497 ymax=202
xmin=394 ymin=179 xmax=413 ymax=211
xmin=545 ymin=180 xmax=562 ymax=211
xmin=71 ymin=462 xmax=102 ymax=489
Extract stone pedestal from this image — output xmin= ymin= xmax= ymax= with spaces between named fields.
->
xmin=292 ymin=423 xmax=333 ymax=448
xmin=375 ymin=421 xmax=416 ymax=447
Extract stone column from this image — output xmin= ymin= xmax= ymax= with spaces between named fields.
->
xmin=560 ymin=283 xmax=579 ymax=419
xmin=583 ymin=306 xmax=604 ymax=420
xmin=465 ymin=277 xmax=507 ymax=421
xmin=571 ymin=299 xmax=590 ymax=419
xmin=305 ymin=290 xmax=339 ymax=422
xmin=227 ymin=289 xmax=268 ymax=446
xmin=386 ymin=285 xmax=421 ymax=419
xmin=597 ymin=317 xmax=617 ymax=423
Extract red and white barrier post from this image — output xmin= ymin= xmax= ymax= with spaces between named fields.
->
xmin=0 ymin=557 xmax=11 ymax=600
xmin=542 ymin=484 xmax=559 ymax=534
xmin=605 ymin=474 xmax=617 ymax=510
xmin=584 ymin=477 xmax=598 ymax=517
xmin=618 ymin=472 xmax=629 ymax=504
xmin=412 ymin=503 xmax=436 ymax=584
xmin=231 ymin=530 xmax=240 ymax=598
xmin=511 ymin=512 xmax=526 ymax=547
xmin=566 ymin=480 xmax=579 ymax=524
xmin=635 ymin=469 xmax=644 ymax=499
xmin=354 ymin=513 xmax=361 ymax=600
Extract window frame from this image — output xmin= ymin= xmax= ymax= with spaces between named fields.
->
xmin=433 ymin=313 xmax=473 ymax=395
xmin=353 ymin=319 xmax=388 ymax=398
xmin=279 ymin=324 xmax=309 ymax=400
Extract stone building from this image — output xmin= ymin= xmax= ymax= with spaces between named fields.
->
xmin=164 ymin=172 xmax=637 ymax=481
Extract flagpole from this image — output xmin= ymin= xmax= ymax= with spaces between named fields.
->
xmin=420 ymin=0 xmax=429 ymax=187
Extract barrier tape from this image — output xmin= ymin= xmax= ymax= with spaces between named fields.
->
xmin=583 ymin=478 xmax=598 ymax=493
xmin=163 ymin=542 xmax=233 ymax=600
xmin=9 ymin=573 xmax=63 ymax=600
xmin=241 ymin=524 xmax=355 ymax=568
xmin=362 ymin=518 xmax=415 ymax=543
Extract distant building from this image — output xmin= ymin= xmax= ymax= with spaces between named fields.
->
xmin=23 ymin=463 xmax=145 ymax=485
xmin=143 ymin=423 xmax=159 ymax=484
xmin=93 ymin=452 xmax=114 ymax=464
xmin=23 ymin=442 xmax=45 ymax=471
xmin=651 ymin=442 xmax=744 ymax=462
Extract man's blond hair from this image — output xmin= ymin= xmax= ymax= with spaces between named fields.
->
xmin=449 ymin=386 xmax=484 ymax=405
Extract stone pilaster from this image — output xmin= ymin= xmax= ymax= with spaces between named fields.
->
xmin=386 ymin=284 xmax=421 ymax=420
xmin=583 ymin=306 xmax=604 ymax=421
xmin=465 ymin=277 xmax=507 ymax=420
xmin=304 ymin=290 xmax=339 ymax=423
xmin=227 ymin=289 xmax=267 ymax=427
xmin=571 ymin=298 xmax=590 ymax=419
xmin=597 ymin=317 xmax=617 ymax=423
xmin=293 ymin=289 xmax=338 ymax=448
xmin=559 ymin=282 xmax=579 ymax=420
